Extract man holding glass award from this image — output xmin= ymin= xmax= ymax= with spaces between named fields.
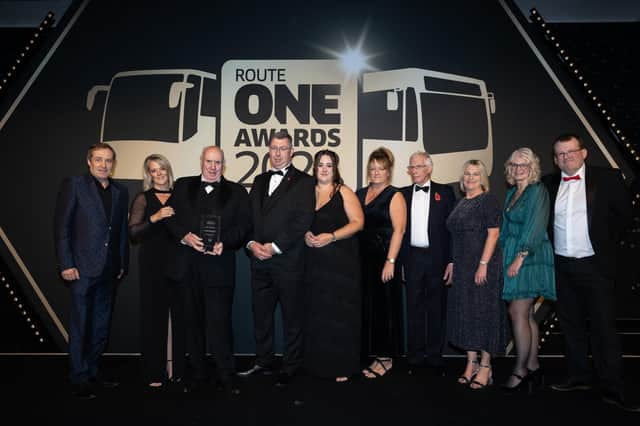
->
xmin=165 ymin=146 xmax=250 ymax=396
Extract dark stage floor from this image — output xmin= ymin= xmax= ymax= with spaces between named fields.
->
xmin=2 ymin=355 xmax=639 ymax=425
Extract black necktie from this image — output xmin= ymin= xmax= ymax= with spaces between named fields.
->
xmin=269 ymin=170 xmax=284 ymax=177
xmin=414 ymin=185 xmax=430 ymax=193
xmin=202 ymin=181 xmax=219 ymax=187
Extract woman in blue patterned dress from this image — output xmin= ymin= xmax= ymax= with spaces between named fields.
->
xmin=446 ymin=160 xmax=505 ymax=390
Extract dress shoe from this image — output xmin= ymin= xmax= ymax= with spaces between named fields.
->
xmin=275 ymin=372 xmax=294 ymax=387
xmin=89 ymin=378 xmax=120 ymax=389
xmin=406 ymin=363 xmax=423 ymax=376
xmin=217 ymin=375 xmax=241 ymax=396
xmin=549 ymin=380 xmax=592 ymax=392
xmin=237 ymin=364 xmax=273 ymax=377
xmin=183 ymin=381 xmax=206 ymax=394
xmin=601 ymin=392 xmax=640 ymax=413
xmin=425 ymin=363 xmax=446 ymax=377
xmin=72 ymin=382 xmax=96 ymax=400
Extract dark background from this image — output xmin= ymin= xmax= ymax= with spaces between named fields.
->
xmin=0 ymin=0 xmax=632 ymax=353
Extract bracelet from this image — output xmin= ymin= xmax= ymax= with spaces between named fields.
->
xmin=518 ymin=251 xmax=529 ymax=258
xmin=479 ymin=260 xmax=488 ymax=265
xmin=331 ymin=232 xmax=337 ymax=242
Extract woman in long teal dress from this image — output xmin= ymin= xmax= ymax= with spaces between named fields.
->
xmin=500 ymin=147 xmax=556 ymax=393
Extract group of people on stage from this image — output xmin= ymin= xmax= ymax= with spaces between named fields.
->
xmin=53 ymin=131 xmax=637 ymax=411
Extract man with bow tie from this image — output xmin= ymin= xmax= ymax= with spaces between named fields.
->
xmin=399 ymin=151 xmax=455 ymax=376
xmin=543 ymin=133 xmax=637 ymax=412
xmin=238 ymin=131 xmax=314 ymax=386
xmin=164 ymin=146 xmax=250 ymax=395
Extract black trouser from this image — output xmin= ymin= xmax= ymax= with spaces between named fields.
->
xmin=250 ymin=263 xmax=305 ymax=375
xmin=140 ymin=276 xmax=185 ymax=382
xmin=405 ymin=246 xmax=447 ymax=367
xmin=184 ymin=262 xmax=235 ymax=382
xmin=554 ymin=255 xmax=623 ymax=395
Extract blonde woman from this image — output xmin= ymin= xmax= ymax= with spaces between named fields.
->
xmin=500 ymin=148 xmax=555 ymax=393
xmin=446 ymin=160 xmax=506 ymax=389
xmin=128 ymin=154 xmax=184 ymax=388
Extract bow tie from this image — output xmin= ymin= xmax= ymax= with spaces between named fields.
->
xmin=202 ymin=181 xmax=219 ymax=188
xmin=562 ymin=175 xmax=581 ymax=182
xmin=414 ymin=185 xmax=430 ymax=193
xmin=269 ymin=169 xmax=284 ymax=177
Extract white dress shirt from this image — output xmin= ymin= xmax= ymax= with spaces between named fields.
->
xmin=411 ymin=180 xmax=431 ymax=248
xmin=553 ymin=164 xmax=595 ymax=258
xmin=266 ymin=164 xmax=291 ymax=254
xmin=268 ymin=165 xmax=289 ymax=196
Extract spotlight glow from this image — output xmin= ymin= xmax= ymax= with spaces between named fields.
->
xmin=339 ymin=47 xmax=371 ymax=76
xmin=312 ymin=23 xmax=377 ymax=77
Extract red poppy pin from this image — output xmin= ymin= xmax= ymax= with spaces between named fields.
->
xmin=434 ymin=192 xmax=441 ymax=201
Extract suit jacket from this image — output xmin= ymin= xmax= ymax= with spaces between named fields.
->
xmin=54 ymin=173 xmax=129 ymax=277
xmin=247 ymin=166 xmax=315 ymax=269
xmin=399 ymin=181 xmax=455 ymax=277
xmin=164 ymin=175 xmax=250 ymax=284
xmin=542 ymin=165 xmax=632 ymax=278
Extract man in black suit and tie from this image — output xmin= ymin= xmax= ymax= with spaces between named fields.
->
xmin=164 ymin=146 xmax=250 ymax=396
xmin=54 ymin=143 xmax=129 ymax=399
xmin=400 ymin=151 xmax=455 ymax=376
xmin=238 ymin=131 xmax=315 ymax=386
xmin=543 ymin=133 xmax=638 ymax=412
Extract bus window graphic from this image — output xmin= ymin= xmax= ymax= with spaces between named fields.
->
xmin=360 ymin=68 xmax=496 ymax=185
xmin=87 ymin=69 xmax=218 ymax=179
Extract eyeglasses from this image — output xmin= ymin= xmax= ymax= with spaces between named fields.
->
xmin=269 ymin=146 xmax=291 ymax=153
xmin=554 ymin=148 xmax=583 ymax=159
xmin=508 ymin=162 xmax=530 ymax=169
xmin=406 ymin=165 xmax=428 ymax=171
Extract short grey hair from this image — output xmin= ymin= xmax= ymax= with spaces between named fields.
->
xmin=409 ymin=151 xmax=433 ymax=167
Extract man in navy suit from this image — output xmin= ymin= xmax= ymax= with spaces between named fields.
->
xmin=54 ymin=143 xmax=129 ymax=399
xmin=400 ymin=151 xmax=455 ymax=376
xmin=238 ymin=131 xmax=315 ymax=386
xmin=543 ymin=133 xmax=638 ymax=412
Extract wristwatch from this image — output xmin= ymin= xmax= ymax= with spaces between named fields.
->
xmin=386 ymin=258 xmax=395 ymax=264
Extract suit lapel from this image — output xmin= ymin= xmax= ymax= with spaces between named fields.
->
xmin=85 ymin=174 xmax=108 ymax=224
xmin=262 ymin=167 xmax=300 ymax=214
xmin=548 ymin=174 xmax=561 ymax=210
xmin=109 ymin=179 xmax=120 ymax=223
xmin=585 ymin=166 xmax=596 ymax=230
xmin=404 ymin=186 xmax=414 ymax=240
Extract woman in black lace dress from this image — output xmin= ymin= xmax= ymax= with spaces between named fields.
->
xmin=357 ymin=147 xmax=407 ymax=379
xmin=303 ymin=150 xmax=364 ymax=382
xmin=128 ymin=154 xmax=184 ymax=388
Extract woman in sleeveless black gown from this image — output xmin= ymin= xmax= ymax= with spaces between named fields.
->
xmin=128 ymin=154 xmax=184 ymax=387
xmin=356 ymin=148 xmax=407 ymax=378
xmin=304 ymin=150 xmax=364 ymax=381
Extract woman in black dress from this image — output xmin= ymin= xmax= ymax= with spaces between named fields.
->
xmin=129 ymin=154 xmax=184 ymax=388
xmin=357 ymin=147 xmax=407 ymax=379
xmin=304 ymin=150 xmax=364 ymax=382
xmin=446 ymin=159 xmax=505 ymax=390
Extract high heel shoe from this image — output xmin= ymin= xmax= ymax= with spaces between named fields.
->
xmin=527 ymin=367 xmax=545 ymax=389
xmin=502 ymin=372 xmax=532 ymax=395
xmin=469 ymin=364 xmax=493 ymax=390
xmin=457 ymin=359 xmax=479 ymax=385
